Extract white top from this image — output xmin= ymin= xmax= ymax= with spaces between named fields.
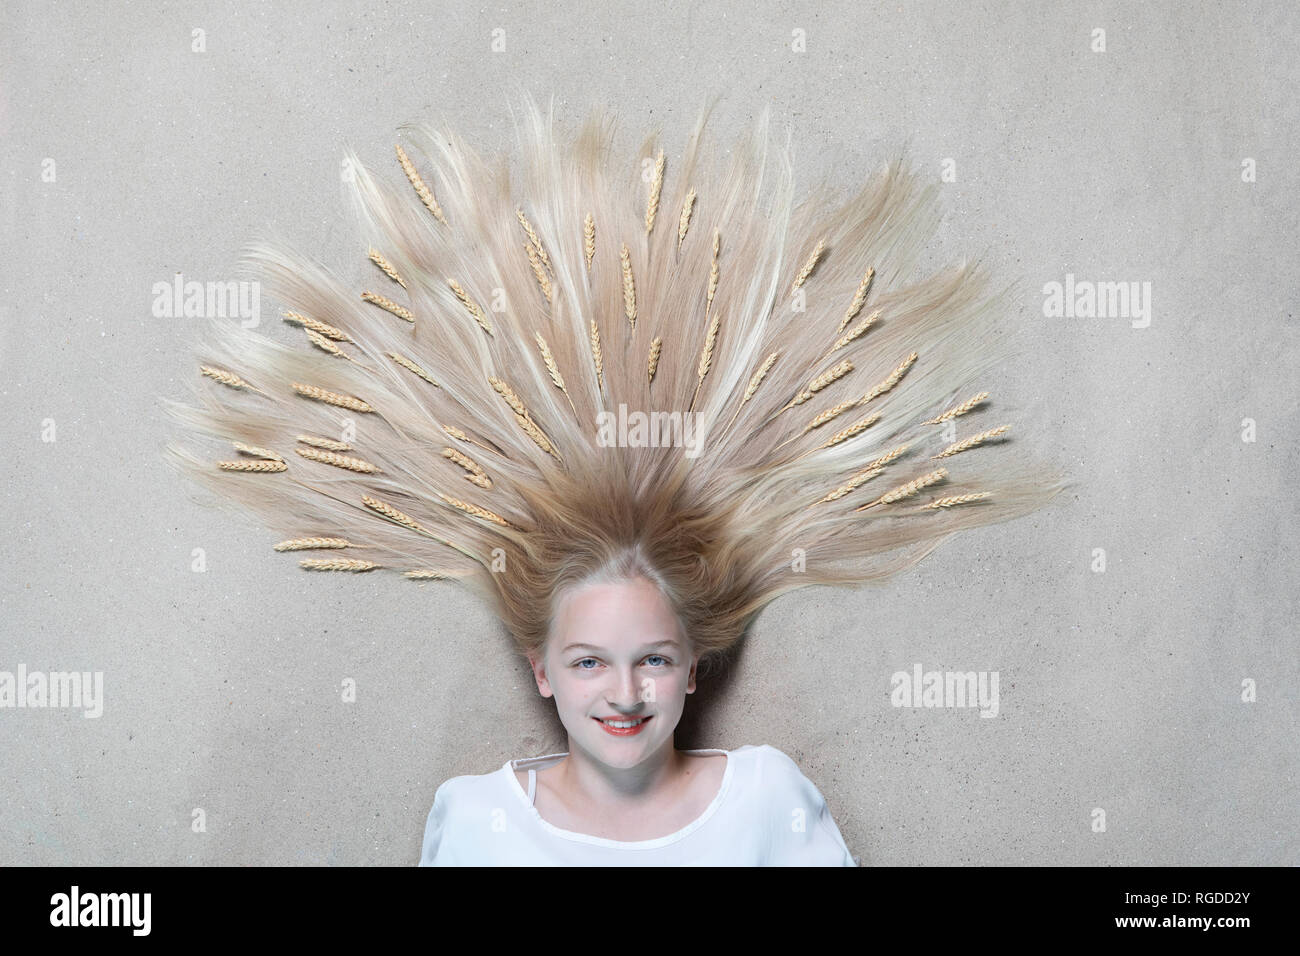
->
xmin=419 ymin=743 xmax=859 ymax=866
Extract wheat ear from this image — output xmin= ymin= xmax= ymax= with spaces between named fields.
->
xmin=818 ymin=466 xmax=884 ymax=503
xmin=446 ymin=278 xmax=494 ymax=337
xmin=232 ymin=442 xmax=283 ymax=462
xmin=282 ymin=310 xmax=353 ymax=342
xmin=589 ymin=319 xmax=604 ymax=392
xmin=200 ymin=365 xmax=269 ymax=397
xmin=830 ymin=309 xmax=881 ymax=353
xmin=706 ymin=229 xmax=720 ymax=312
xmin=295 ymin=446 xmax=380 ymax=473
xmin=300 ymin=557 xmax=380 ymax=572
xmin=645 ymin=149 xmax=665 ymax=233
xmin=274 ymin=537 xmax=351 ymax=551
xmin=855 ymin=468 xmax=949 ymax=511
xmin=387 ymin=351 xmax=440 ymax=387
xmin=525 ymin=243 xmax=553 ymax=304
xmin=361 ymin=291 xmax=414 ymax=324
xmin=583 ymin=213 xmax=595 ymax=272
xmin=535 ymin=333 xmax=576 ymax=414
xmin=838 ymin=267 xmax=875 ymax=333
xmin=516 ymin=207 xmax=552 ymax=274
xmin=436 ymin=491 xmax=512 ymax=528
xmin=620 ymin=244 xmax=636 ymax=330
xmin=442 ymin=447 xmax=491 ymax=489
xmin=789 ymin=237 xmax=826 ymax=295
xmin=921 ymin=391 xmax=989 ymax=425
xmin=306 ymin=328 xmax=363 ymax=365
xmin=859 ymin=352 xmax=919 ymax=406
xmin=217 ymin=459 xmax=287 ymax=472
xmin=368 ymin=248 xmax=407 ymax=288
xmin=290 ymin=382 xmax=375 ymax=413
xmin=489 ymin=377 xmax=563 ymax=461
xmin=915 ymin=492 xmax=993 ymax=511
xmin=931 ymin=425 xmax=1011 ymax=459
xmin=678 ymin=189 xmax=696 ymax=249
xmin=725 ymin=351 xmax=779 ymax=430
xmin=442 ymin=424 xmax=497 ymax=455
xmin=297 ymin=434 xmax=352 ymax=452
xmin=395 ymin=143 xmax=447 ymax=225
xmin=689 ymin=310 xmax=721 ymax=412
xmin=403 ymin=569 xmax=465 ymax=580
xmin=647 ymin=337 xmax=662 ymax=385
xmin=784 ymin=359 xmax=854 ymax=410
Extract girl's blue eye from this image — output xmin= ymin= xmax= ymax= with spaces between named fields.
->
xmin=645 ymin=655 xmax=668 ymax=667
xmin=576 ymin=658 xmax=598 ymax=669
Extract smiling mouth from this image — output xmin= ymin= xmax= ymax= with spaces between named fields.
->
xmin=593 ymin=716 xmax=652 ymax=733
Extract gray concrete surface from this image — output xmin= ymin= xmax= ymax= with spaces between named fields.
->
xmin=1 ymin=0 xmax=1296 ymax=865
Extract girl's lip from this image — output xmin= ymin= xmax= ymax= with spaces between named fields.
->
xmin=593 ymin=715 xmax=652 ymax=736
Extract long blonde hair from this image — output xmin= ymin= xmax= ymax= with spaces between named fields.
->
xmin=160 ymin=93 xmax=1072 ymax=669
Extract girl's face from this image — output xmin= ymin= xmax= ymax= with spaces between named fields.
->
xmin=529 ymin=575 xmax=698 ymax=768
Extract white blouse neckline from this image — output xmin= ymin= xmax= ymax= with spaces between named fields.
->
xmin=503 ymin=748 xmax=733 ymax=850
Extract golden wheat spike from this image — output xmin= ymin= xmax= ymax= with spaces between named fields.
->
xmin=436 ymin=491 xmax=511 ymax=527
xmin=361 ymin=291 xmax=414 ymax=323
xmin=199 ymin=365 xmax=267 ymax=396
xmin=395 ymin=143 xmax=447 ymax=225
xmin=362 ymin=494 xmax=427 ymax=534
xmin=516 ymin=207 xmax=552 ymax=274
xmin=647 ymin=337 xmax=663 ymax=384
xmin=442 ymin=446 xmax=486 ymax=476
xmin=217 ymin=459 xmax=287 ymax=472
xmin=535 ymin=333 xmax=576 ymax=414
xmin=645 ymin=149 xmax=666 ymax=233
xmin=830 ymin=309 xmax=881 ymax=353
xmin=232 ymin=442 xmax=284 ymax=462
xmin=368 ymin=248 xmax=407 ymax=288
xmin=838 ymin=266 xmax=875 ymax=333
xmin=297 ymin=433 xmax=352 ymax=452
xmin=786 ymin=359 xmax=853 ymax=408
xmin=525 ymin=243 xmax=553 ymax=304
xmin=915 ymin=492 xmax=993 ymax=511
xmin=678 ymin=189 xmax=696 ymax=248
xmin=921 ymin=391 xmax=990 ymax=425
xmin=858 ymin=351 xmax=918 ymax=406
xmin=282 ymin=310 xmax=353 ymax=342
xmin=274 ymin=537 xmax=351 ymax=551
xmin=816 ymin=411 xmax=881 ymax=450
xmin=706 ymin=229 xmax=720 ymax=311
xmin=789 ymin=237 xmax=826 ymax=295
xmin=387 ymin=351 xmax=440 ymax=387
xmin=620 ymin=243 xmax=636 ymax=329
xmin=290 ymin=382 xmax=375 ymax=413
xmin=583 ymin=213 xmax=595 ymax=271
xmin=856 ymin=468 xmax=949 ymax=511
xmin=446 ymin=278 xmax=494 ymax=336
xmin=819 ymin=466 xmax=884 ymax=503
xmin=589 ymin=319 xmax=604 ymax=391
xmin=931 ymin=425 xmax=1011 ymax=460
xmin=295 ymin=446 xmax=381 ymax=474
xmin=403 ymin=569 xmax=461 ymax=580
xmin=300 ymin=557 xmax=380 ymax=572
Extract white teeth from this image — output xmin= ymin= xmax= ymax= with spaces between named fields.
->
xmin=600 ymin=718 xmax=645 ymax=728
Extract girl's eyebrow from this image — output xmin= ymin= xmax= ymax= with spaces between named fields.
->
xmin=562 ymin=640 xmax=679 ymax=654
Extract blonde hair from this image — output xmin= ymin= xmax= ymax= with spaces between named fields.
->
xmin=161 ymin=93 xmax=1073 ymax=672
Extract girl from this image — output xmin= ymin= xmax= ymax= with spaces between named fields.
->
xmin=162 ymin=93 xmax=1068 ymax=866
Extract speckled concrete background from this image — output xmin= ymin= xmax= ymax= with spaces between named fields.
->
xmin=1 ymin=1 xmax=1295 ymax=865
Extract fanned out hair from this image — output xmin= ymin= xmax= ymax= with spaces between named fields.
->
xmin=160 ymin=94 xmax=1072 ymax=668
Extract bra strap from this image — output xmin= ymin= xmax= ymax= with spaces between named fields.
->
xmin=527 ymin=767 xmax=537 ymax=805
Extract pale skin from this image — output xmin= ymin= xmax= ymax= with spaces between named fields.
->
xmin=518 ymin=575 xmax=728 ymax=842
